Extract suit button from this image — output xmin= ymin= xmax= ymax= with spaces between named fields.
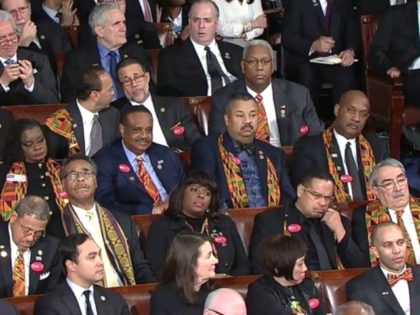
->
xmin=44 ymin=196 xmax=49 ymax=201
xmin=41 ymin=183 xmax=46 ymax=187
xmin=40 ymin=175 xmax=45 ymax=179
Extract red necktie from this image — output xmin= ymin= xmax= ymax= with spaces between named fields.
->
xmin=136 ymin=156 xmax=161 ymax=204
xmin=387 ymin=267 xmax=413 ymax=287
xmin=255 ymin=94 xmax=270 ymax=143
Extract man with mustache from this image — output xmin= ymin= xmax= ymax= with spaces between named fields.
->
xmin=291 ymin=90 xmax=389 ymax=202
xmin=59 ymin=155 xmax=155 ymax=285
xmin=346 ymin=222 xmax=420 ymax=315
xmin=353 ymin=158 xmax=420 ymax=267
xmin=191 ymin=92 xmax=295 ymax=209
xmin=93 ymin=106 xmax=185 ymax=214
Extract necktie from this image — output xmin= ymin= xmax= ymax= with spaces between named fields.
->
xmin=395 ymin=210 xmax=416 ymax=265
xmin=344 ymin=142 xmax=364 ymax=201
xmin=83 ymin=290 xmax=94 ymax=315
xmin=142 ymin=0 xmax=153 ymax=23
xmin=205 ymin=46 xmax=230 ymax=94
xmin=4 ymin=59 xmax=14 ymax=66
xmin=325 ymin=0 xmax=333 ymax=30
xmin=255 ymin=94 xmax=270 ymax=142
xmin=307 ymin=220 xmax=332 ymax=270
xmin=89 ymin=115 xmax=102 ymax=156
xmin=108 ymin=51 xmax=123 ymax=98
xmin=239 ymin=143 xmax=255 ymax=155
xmin=13 ymin=249 xmax=25 ymax=297
xmin=136 ymin=156 xmax=161 ymax=204
xmin=395 ymin=0 xmax=405 ymax=4
xmin=55 ymin=12 xmax=63 ymax=24
xmin=387 ymin=267 xmax=413 ymax=287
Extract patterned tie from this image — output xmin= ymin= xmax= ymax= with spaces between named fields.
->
xmin=4 ymin=59 xmax=14 ymax=66
xmin=395 ymin=210 xmax=417 ymax=265
xmin=387 ymin=267 xmax=413 ymax=287
xmin=345 ymin=142 xmax=364 ymax=201
xmin=142 ymin=0 xmax=153 ymax=22
xmin=13 ymin=249 xmax=25 ymax=297
xmin=136 ymin=156 xmax=161 ymax=204
xmin=83 ymin=290 xmax=94 ymax=315
xmin=205 ymin=46 xmax=231 ymax=94
xmin=89 ymin=115 xmax=102 ymax=156
xmin=255 ymin=94 xmax=270 ymax=142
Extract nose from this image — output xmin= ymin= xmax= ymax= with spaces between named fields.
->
xmin=212 ymin=254 xmax=219 ymax=265
xmin=198 ymin=19 xmax=205 ymax=28
xmin=302 ymin=262 xmax=308 ymax=273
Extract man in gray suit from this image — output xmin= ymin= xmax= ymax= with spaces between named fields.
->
xmin=209 ymin=39 xmax=324 ymax=147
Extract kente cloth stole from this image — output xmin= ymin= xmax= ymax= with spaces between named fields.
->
xmin=45 ymin=109 xmax=80 ymax=155
xmin=217 ymin=135 xmax=280 ymax=208
xmin=365 ymin=197 xmax=420 ymax=266
xmin=0 ymin=160 xmax=66 ymax=221
xmin=62 ymin=204 xmax=136 ymax=285
xmin=322 ymin=128 xmax=376 ymax=202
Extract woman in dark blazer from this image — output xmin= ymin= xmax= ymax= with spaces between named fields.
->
xmin=246 ymin=235 xmax=327 ymax=315
xmin=150 ymin=234 xmax=218 ymax=315
xmin=146 ymin=171 xmax=250 ymax=279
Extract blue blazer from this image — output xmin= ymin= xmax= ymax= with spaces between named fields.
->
xmin=94 ymin=139 xmax=185 ymax=215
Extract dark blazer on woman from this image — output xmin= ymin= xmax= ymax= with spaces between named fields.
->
xmin=146 ymin=214 xmax=250 ymax=279
xmin=246 ymin=276 xmax=326 ymax=315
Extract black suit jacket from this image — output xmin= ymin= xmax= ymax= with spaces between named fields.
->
xmin=34 ymin=282 xmax=131 ymax=315
xmin=291 ymin=131 xmax=390 ymax=193
xmin=369 ymin=1 xmax=420 ymax=75
xmin=0 ymin=109 xmax=13 ymax=161
xmin=111 ymin=95 xmax=201 ymax=151
xmin=249 ymin=204 xmax=370 ymax=273
xmin=209 ymin=78 xmax=324 ymax=146
xmin=0 ymin=221 xmax=61 ymax=298
xmin=60 ymin=42 xmax=150 ymax=102
xmin=346 ymin=265 xmax=420 ymax=315
xmin=0 ymin=48 xmax=58 ymax=105
xmin=45 ymin=100 xmax=120 ymax=160
xmin=157 ymin=39 xmax=243 ymax=97
xmin=356 ymin=0 xmax=390 ymax=15
xmin=282 ymin=0 xmax=358 ymax=65
xmin=191 ymin=133 xmax=296 ymax=208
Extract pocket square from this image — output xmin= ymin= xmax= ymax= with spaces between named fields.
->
xmin=39 ymin=271 xmax=50 ymax=280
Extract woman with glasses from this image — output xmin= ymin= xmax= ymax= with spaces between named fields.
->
xmin=246 ymin=234 xmax=326 ymax=315
xmin=0 ymin=119 xmax=67 ymax=238
xmin=150 ymin=233 xmax=218 ymax=315
xmin=146 ymin=171 xmax=250 ymax=279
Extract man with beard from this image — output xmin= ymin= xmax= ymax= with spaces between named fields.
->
xmin=353 ymin=158 xmax=420 ymax=267
xmin=249 ymin=168 xmax=369 ymax=273
xmin=291 ymin=90 xmax=389 ymax=202
xmin=191 ymin=92 xmax=295 ymax=209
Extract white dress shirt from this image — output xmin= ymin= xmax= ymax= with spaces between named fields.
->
xmin=76 ymin=100 xmax=100 ymax=155
xmin=380 ymin=265 xmax=411 ymax=315
xmin=66 ymin=279 xmax=98 ymax=315
xmin=9 ymin=224 xmax=31 ymax=295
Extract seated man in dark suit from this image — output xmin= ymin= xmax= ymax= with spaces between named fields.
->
xmin=191 ymin=92 xmax=295 ymax=209
xmin=45 ymin=66 xmax=120 ymax=160
xmin=32 ymin=0 xmax=79 ymax=27
xmin=0 ymin=108 xmax=13 ymax=161
xmin=59 ymin=154 xmax=155 ymax=284
xmin=157 ymin=0 xmax=243 ymax=97
xmin=61 ymin=2 xmax=150 ymax=102
xmin=346 ymin=222 xmax=420 ymax=315
xmin=282 ymin=0 xmax=358 ymax=117
xmin=94 ymin=106 xmax=185 ymax=215
xmin=0 ymin=196 xmax=61 ymax=298
xmin=291 ymin=90 xmax=389 ymax=202
xmin=369 ymin=0 xmax=420 ymax=109
xmin=0 ymin=10 xmax=58 ymax=105
xmin=210 ymin=39 xmax=324 ymax=147
xmin=34 ymin=233 xmax=131 ymax=315
xmin=113 ymin=58 xmax=201 ymax=151
xmin=249 ymin=168 xmax=370 ymax=273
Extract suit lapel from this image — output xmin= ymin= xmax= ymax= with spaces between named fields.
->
xmin=147 ymin=144 xmax=167 ymax=191
xmin=152 ymin=96 xmax=172 ymax=144
xmin=217 ymin=42 xmax=235 ymax=78
xmin=409 ymin=267 xmax=420 ymax=312
xmin=0 ymin=224 xmax=13 ymax=297
xmin=60 ymin=283 xmax=83 ymax=315
xmin=272 ymin=81 xmax=289 ymax=145
xmin=185 ymin=39 xmax=207 ymax=84
xmin=355 ymin=137 xmax=367 ymax=199
xmin=98 ymin=109 xmax=113 ymax=145
xmin=94 ymin=287 xmax=109 ymax=315
xmin=67 ymin=102 xmax=86 ymax=154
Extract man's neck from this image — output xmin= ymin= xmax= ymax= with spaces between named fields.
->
xmin=246 ymin=81 xmax=271 ymax=94
xmin=71 ymin=200 xmax=95 ymax=211
xmin=77 ymin=99 xmax=98 ymax=113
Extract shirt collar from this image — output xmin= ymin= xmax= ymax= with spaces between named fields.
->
xmin=76 ymin=99 xmax=97 ymax=124
xmin=122 ymin=140 xmax=148 ymax=164
xmin=42 ymin=4 xmax=59 ymax=21
xmin=97 ymin=41 xmax=119 ymax=60
xmin=333 ymin=129 xmax=357 ymax=146
xmin=190 ymin=37 xmax=217 ymax=53
xmin=66 ymin=278 xmax=95 ymax=297
xmin=0 ymin=54 xmax=17 ymax=65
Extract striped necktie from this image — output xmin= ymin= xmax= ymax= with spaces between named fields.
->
xmin=13 ymin=249 xmax=25 ymax=297
xmin=136 ymin=156 xmax=161 ymax=204
xmin=255 ymin=94 xmax=270 ymax=142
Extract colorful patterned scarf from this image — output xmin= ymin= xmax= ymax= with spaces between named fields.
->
xmin=217 ymin=135 xmax=280 ymax=208
xmin=365 ymin=197 xmax=420 ymax=265
xmin=0 ymin=160 xmax=66 ymax=220
xmin=45 ymin=109 xmax=80 ymax=155
xmin=62 ymin=204 xmax=136 ymax=285
xmin=322 ymin=128 xmax=376 ymax=202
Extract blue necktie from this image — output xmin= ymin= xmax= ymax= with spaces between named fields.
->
xmin=108 ymin=51 xmax=123 ymax=99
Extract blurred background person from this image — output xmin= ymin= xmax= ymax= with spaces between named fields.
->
xmin=147 ymin=171 xmax=249 ymax=278
xmin=150 ymin=234 xmax=218 ymax=315
xmin=203 ymin=288 xmax=247 ymax=315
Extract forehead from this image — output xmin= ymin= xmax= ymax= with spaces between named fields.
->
xmin=118 ymin=63 xmax=144 ymax=76
xmin=104 ymin=8 xmax=124 ymax=24
xmin=0 ymin=20 xmax=15 ymax=36
xmin=244 ymin=45 xmax=271 ymax=59
xmin=65 ymin=160 xmax=92 ymax=171
xmin=2 ymin=0 xmax=28 ymax=10
xmin=306 ymin=178 xmax=334 ymax=193
xmin=340 ymin=94 xmax=370 ymax=111
xmin=228 ymin=99 xmax=258 ymax=114
xmin=190 ymin=3 xmax=217 ymax=18
xmin=376 ymin=225 xmax=404 ymax=243
xmin=376 ymin=165 xmax=404 ymax=181
xmin=78 ymin=239 xmax=100 ymax=255
xmin=198 ymin=241 xmax=212 ymax=256
xmin=125 ymin=112 xmax=152 ymax=127
xmin=21 ymin=126 xmax=43 ymax=138
xmin=19 ymin=214 xmax=47 ymax=228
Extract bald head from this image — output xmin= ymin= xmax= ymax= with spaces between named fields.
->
xmin=203 ymin=288 xmax=246 ymax=315
xmin=334 ymin=301 xmax=375 ymax=315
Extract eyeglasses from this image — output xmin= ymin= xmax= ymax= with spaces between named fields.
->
xmin=374 ymin=177 xmax=408 ymax=190
xmin=8 ymin=6 xmax=29 ymax=18
xmin=243 ymin=58 xmax=272 ymax=67
xmin=343 ymin=106 xmax=370 ymax=119
xmin=207 ymin=309 xmax=224 ymax=315
xmin=21 ymin=137 xmax=46 ymax=149
xmin=302 ymin=186 xmax=335 ymax=203
xmin=17 ymin=218 xmax=44 ymax=238
xmin=120 ymin=73 xmax=146 ymax=86
xmin=0 ymin=32 xmax=18 ymax=46
xmin=63 ymin=170 xmax=95 ymax=180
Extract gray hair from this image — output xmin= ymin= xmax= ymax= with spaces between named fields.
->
xmin=334 ymin=301 xmax=376 ymax=315
xmin=0 ymin=9 xmax=16 ymax=30
xmin=88 ymin=2 xmax=120 ymax=32
xmin=188 ymin=0 xmax=219 ymax=19
xmin=369 ymin=158 xmax=406 ymax=186
xmin=243 ymin=39 xmax=276 ymax=63
xmin=15 ymin=196 xmax=51 ymax=221
xmin=60 ymin=154 xmax=98 ymax=180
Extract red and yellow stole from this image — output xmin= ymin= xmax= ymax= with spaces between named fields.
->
xmin=0 ymin=160 xmax=67 ymax=220
xmin=365 ymin=197 xmax=420 ymax=265
xmin=217 ymin=135 xmax=281 ymax=208
xmin=322 ymin=128 xmax=376 ymax=202
xmin=45 ymin=109 xmax=80 ymax=155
